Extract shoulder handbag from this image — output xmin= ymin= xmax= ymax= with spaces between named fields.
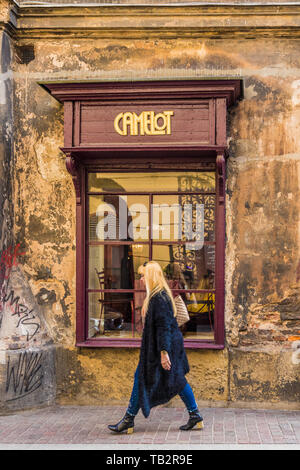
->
xmin=174 ymin=295 xmax=190 ymax=327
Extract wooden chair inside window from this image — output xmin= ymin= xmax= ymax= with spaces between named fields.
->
xmin=94 ymin=268 xmax=134 ymax=335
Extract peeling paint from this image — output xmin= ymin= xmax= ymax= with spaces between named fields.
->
xmin=0 ymin=71 xmax=13 ymax=105
xmin=0 ymin=3 xmax=300 ymax=409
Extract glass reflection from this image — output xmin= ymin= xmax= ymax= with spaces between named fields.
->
xmin=89 ymin=244 xmax=149 ymax=289
xmin=152 ymin=244 xmax=215 ymax=290
xmin=88 ymin=292 xmax=146 ymax=339
xmin=152 ymin=195 xmax=215 ymax=242
xmin=89 ymin=195 xmax=149 ymax=242
xmin=88 ymin=292 xmax=133 ymax=338
xmin=177 ymin=294 xmax=215 ymax=341
xmin=86 ymin=170 xmax=217 ymax=342
xmin=88 ymin=171 xmax=215 ymax=193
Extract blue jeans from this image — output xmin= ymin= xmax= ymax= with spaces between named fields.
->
xmin=126 ymin=363 xmax=198 ymax=417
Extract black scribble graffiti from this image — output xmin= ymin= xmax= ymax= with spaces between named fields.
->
xmin=1 ymin=288 xmax=21 ymax=313
xmin=0 ymin=243 xmax=39 ymax=340
xmin=0 ymin=288 xmax=40 ymax=341
xmin=5 ymin=351 xmax=44 ymax=402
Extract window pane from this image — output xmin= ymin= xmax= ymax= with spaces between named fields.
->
xmin=88 ymin=292 xmax=134 ymax=339
xmin=88 ymin=291 xmax=214 ymax=341
xmin=152 ymin=244 xmax=215 ymax=290
xmin=88 ymin=292 xmax=146 ymax=339
xmin=88 ymin=244 xmax=149 ymax=289
xmin=152 ymin=194 xmax=215 ymax=242
xmin=86 ymin=170 xmax=218 ymax=345
xmin=152 ymin=244 xmax=215 ymax=341
xmin=179 ymin=294 xmax=215 ymax=341
xmin=88 ymin=171 xmax=215 ymax=193
xmin=132 ymin=287 xmax=146 ymax=338
xmin=89 ymin=195 xmax=149 ymax=242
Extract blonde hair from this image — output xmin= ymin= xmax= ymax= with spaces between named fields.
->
xmin=138 ymin=261 xmax=177 ymax=319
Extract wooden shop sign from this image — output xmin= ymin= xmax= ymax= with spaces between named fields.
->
xmin=41 ymin=80 xmax=243 ymax=150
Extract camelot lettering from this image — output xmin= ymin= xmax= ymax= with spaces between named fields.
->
xmin=114 ymin=111 xmax=174 ymax=136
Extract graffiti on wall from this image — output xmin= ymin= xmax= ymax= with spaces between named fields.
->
xmin=5 ymin=351 xmax=44 ymax=402
xmin=0 ymin=288 xmax=41 ymax=340
xmin=0 ymin=243 xmax=25 ymax=282
xmin=0 ymin=243 xmax=41 ymax=341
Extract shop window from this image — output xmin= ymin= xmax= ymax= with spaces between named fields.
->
xmin=41 ymin=79 xmax=243 ymax=349
xmin=86 ymin=170 xmax=217 ymax=346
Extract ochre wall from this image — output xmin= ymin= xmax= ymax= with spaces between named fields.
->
xmin=1 ymin=2 xmax=300 ymax=411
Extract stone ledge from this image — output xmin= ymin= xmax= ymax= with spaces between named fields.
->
xmin=13 ymin=27 xmax=300 ymax=40
xmin=2 ymin=2 xmax=300 ymax=39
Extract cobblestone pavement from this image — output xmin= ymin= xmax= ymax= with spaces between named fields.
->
xmin=0 ymin=405 xmax=300 ymax=447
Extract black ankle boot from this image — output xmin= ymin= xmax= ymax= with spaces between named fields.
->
xmin=108 ymin=412 xmax=135 ymax=434
xmin=179 ymin=409 xmax=204 ymax=431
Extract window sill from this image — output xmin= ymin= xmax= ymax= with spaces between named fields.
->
xmin=76 ymin=339 xmax=224 ymax=350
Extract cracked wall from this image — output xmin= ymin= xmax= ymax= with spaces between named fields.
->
xmin=0 ymin=3 xmax=300 ymax=410
xmin=0 ymin=1 xmax=57 ymax=413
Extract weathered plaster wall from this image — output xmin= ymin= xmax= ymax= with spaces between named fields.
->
xmin=54 ymin=347 xmax=229 ymax=407
xmin=0 ymin=1 xmax=57 ymax=413
xmin=10 ymin=34 xmax=300 ymax=408
xmin=0 ymin=30 xmax=14 ymax=293
xmin=0 ymin=2 xmax=299 ymax=411
xmin=16 ymin=0 xmax=298 ymax=4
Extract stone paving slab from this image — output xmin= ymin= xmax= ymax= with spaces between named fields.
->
xmin=0 ymin=405 xmax=300 ymax=447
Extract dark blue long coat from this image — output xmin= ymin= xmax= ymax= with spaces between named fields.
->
xmin=137 ymin=290 xmax=190 ymax=418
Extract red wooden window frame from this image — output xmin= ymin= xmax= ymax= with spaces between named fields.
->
xmin=75 ymin=155 xmax=225 ymax=350
xmin=86 ymin=168 xmax=217 ymax=348
xmin=40 ymin=79 xmax=243 ymax=350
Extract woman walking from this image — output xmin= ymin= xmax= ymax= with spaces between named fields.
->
xmin=108 ymin=261 xmax=204 ymax=434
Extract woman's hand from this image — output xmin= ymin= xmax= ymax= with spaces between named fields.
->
xmin=161 ymin=351 xmax=171 ymax=371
